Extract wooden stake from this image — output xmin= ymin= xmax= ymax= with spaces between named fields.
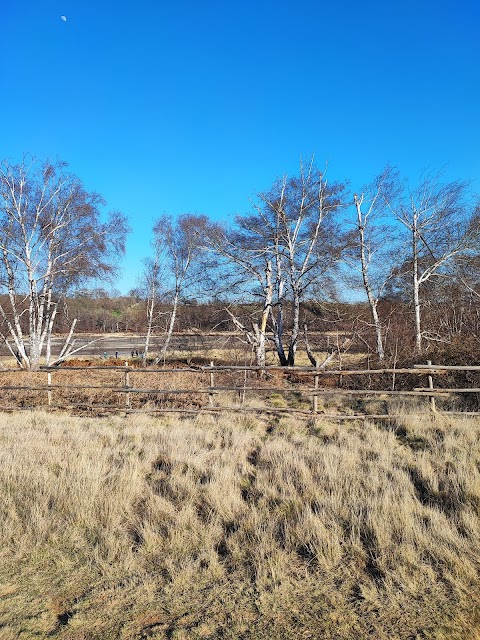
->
xmin=125 ymin=362 xmax=131 ymax=409
xmin=209 ymin=361 xmax=214 ymax=406
xmin=312 ymin=368 xmax=319 ymax=414
xmin=240 ymin=367 xmax=247 ymax=405
xmin=427 ymin=360 xmax=437 ymax=413
xmin=47 ymin=371 xmax=52 ymax=407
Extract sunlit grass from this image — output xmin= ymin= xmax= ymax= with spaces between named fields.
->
xmin=0 ymin=409 xmax=479 ymax=638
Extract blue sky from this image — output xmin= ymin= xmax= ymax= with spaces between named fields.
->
xmin=1 ymin=0 xmax=479 ymax=293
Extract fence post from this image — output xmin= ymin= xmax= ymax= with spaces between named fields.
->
xmin=241 ymin=367 xmax=247 ymax=405
xmin=47 ymin=371 xmax=52 ymax=407
xmin=427 ymin=360 xmax=437 ymax=413
xmin=312 ymin=367 xmax=319 ymax=414
xmin=124 ymin=362 xmax=131 ymax=410
xmin=209 ymin=361 xmax=214 ymax=406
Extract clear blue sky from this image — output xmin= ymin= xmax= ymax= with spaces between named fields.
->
xmin=2 ymin=0 xmax=479 ymax=293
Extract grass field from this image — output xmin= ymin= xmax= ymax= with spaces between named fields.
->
xmin=0 ymin=409 xmax=479 ymax=639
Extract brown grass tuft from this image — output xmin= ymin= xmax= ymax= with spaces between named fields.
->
xmin=0 ymin=410 xmax=478 ymax=638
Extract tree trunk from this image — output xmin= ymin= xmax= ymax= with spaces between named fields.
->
xmin=255 ymin=331 xmax=266 ymax=368
xmin=412 ymin=217 xmax=422 ymax=352
xmin=354 ymin=194 xmax=385 ymax=360
xmin=152 ymin=291 xmax=180 ymax=366
xmin=50 ymin=318 xmax=78 ymax=365
xmin=272 ymin=302 xmax=288 ymax=366
xmin=143 ymin=296 xmax=155 ymax=367
xmin=372 ymin=303 xmax=385 ymax=361
xmin=287 ymin=287 xmax=300 ymax=366
xmin=272 ymin=268 xmax=288 ymax=366
xmin=29 ymin=333 xmax=41 ymax=370
xmin=256 ymin=260 xmax=273 ymax=370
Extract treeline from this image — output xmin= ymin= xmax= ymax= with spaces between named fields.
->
xmin=0 ymin=155 xmax=479 ymax=369
xmin=30 ymin=292 xmax=480 ymax=366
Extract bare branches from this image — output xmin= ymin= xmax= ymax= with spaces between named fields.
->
xmin=209 ymin=158 xmax=348 ymax=366
xmin=141 ymin=214 xmax=207 ymax=366
xmin=0 ymin=156 xmax=128 ymax=368
xmin=388 ymin=170 xmax=478 ymax=352
xmin=347 ymin=167 xmax=401 ymax=359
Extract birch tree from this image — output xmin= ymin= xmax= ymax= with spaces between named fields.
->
xmin=203 ymin=219 xmax=274 ymax=369
xmin=206 ymin=159 xmax=347 ymax=366
xmin=389 ymin=172 xmax=480 ymax=352
xmin=0 ymin=156 xmax=128 ymax=369
xmin=143 ymin=214 xmax=206 ymax=366
xmin=258 ymin=160 xmax=347 ymax=365
xmin=349 ymin=168 xmax=400 ymax=360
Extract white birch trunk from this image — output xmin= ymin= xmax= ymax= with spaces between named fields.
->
xmin=412 ymin=212 xmax=422 ymax=352
xmin=143 ymin=285 xmax=156 ymax=367
xmin=49 ymin=318 xmax=78 ymax=365
xmin=152 ymin=290 xmax=179 ymax=366
xmin=287 ymin=286 xmax=300 ymax=366
xmin=354 ymin=194 xmax=385 ymax=360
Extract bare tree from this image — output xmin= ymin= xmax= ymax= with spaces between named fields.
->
xmin=202 ymin=222 xmax=274 ymax=369
xmin=142 ymin=214 xmax=207 ymax=366
xmin=256 ymin=159 xmax=348 ymax=365
xmin=204 ymin=159 xmax=347 ymax=366
xmin=388 ymin=171 xmax=480 ymax=352
xmin=349 ymin=168 xmax=400 ymax=360
xmin=0 ymin=156 xmax=128 ymax=369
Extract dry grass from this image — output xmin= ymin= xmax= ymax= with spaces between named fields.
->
xmin=0 ymin=368 xmax=216 ymax=412
xmin=0 ymin=366 xmax=312 ymax=413
xmin=0 ymin=409 xmax=479 ymax=638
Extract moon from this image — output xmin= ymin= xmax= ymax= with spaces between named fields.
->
xmin=60 ymin=15 xmax=67 ymax=22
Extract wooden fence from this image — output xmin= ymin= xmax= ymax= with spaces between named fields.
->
xmin=0 ymin=362 xmax=479 ymax=419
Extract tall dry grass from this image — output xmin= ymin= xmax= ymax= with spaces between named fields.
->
xmin=0 ymin=409 xmax=479 ymax=638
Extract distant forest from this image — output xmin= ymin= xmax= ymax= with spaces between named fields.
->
xmin=10 ymin=290 xmax=477 ymax=366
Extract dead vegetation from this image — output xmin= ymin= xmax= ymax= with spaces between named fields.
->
xmin=0 ymin=409 xmax=479 ymax=638
xmin=0 ymin=358 xmax=462 ymax=416
xmin=0 ymin=366 xmax=210 ymax=412
xmin=0 ymin=363 xmax=326 ymax=413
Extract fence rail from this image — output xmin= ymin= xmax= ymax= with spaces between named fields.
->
xmin=0 ymin=362 xmax=477 ymax=419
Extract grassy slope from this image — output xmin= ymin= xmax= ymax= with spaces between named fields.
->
xmin=0 ymin=410 xmax=479 ymax=639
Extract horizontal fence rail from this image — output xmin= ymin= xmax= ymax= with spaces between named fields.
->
xmin=0 ymin=362 xmax=477 ymax=419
